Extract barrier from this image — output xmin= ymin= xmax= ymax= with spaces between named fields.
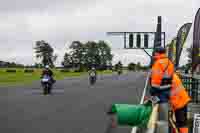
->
xmin=180 ymin=74 xmax=200 ymax=103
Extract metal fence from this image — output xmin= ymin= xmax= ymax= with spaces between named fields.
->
xmin=180 ymin=74 xmax=200 ymax=103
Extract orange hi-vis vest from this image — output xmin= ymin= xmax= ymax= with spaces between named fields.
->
xmin=150 ymin=53 xmax=174 ymax=102
xmin=151 ymin=53 xmax=174 ymax=88
xmin=170 ymin=73 xmax=191 ymax=111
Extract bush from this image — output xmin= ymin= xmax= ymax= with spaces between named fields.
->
xmin=128 ymin=63 xmax=136 ymax=71
xmin=98 ymin=65 xmax=108 ymax=71
xmin=6 ymin=69 xmax=17 ymax=73
xmin=60 ymin=69 xmax=70 ymax=72
xmin=74 ymin=67 xmax=86 ymax=72
xmin=74 ymin=69 xmax=81 ymax=72
xmin=24 ymin=69 xmax=34 ymax=73
xmin=79 ymin=67 xmax=85 ymax=72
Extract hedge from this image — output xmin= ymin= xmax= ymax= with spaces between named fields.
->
xmin=60 ymin=69 xmax=70 ymax=72
xmin=24 ymin=69 xmax=34 ymax=73
xmin=6 ymin=69 xmax=17 ymax=73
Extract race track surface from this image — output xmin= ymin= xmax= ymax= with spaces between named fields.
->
xmin=0 ymin=72 xmax=147 ymax=133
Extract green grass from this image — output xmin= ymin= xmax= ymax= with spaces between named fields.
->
xmin=97 ymin=70 xmax=113 ymax=74
xmin=53 ymin=70 xmax=86 ymax=80
xmin=0 ymin=69 xmax=39 ymax=86
xmin=0 ymin=68 xmax=112 ymax=87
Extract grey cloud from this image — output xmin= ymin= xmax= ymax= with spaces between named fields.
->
xmin=0 ymin=0 xmax=98 ymax=14
xmin=0 ymin=0 xmax=197 ymax=66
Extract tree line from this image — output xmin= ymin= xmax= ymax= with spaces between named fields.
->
xmin=34 ymin=40 xmax=113 ymax=71
xmin=1 ymin=40 xmax=193 ymax=71
xmin=0 ymin=61 xmax=24 ymax=68
xmin=127 ymin=62 xmax=149 ymax=71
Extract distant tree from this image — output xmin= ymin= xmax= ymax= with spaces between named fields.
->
xmin=136 ymin=62 xmax=141 ymax=70
xmin=128 ymin=63 xmax=136 ymax=71
xmin=34 ymin=40 xmax=57 ymax=67
xmin=118 ymin=61 xmax=123 ymax=68
xmin=98 ymin=41 xmax=113 ymax=69
xmin=114 ymin=61 xmax=123 ymax=71
xmin=84 ymin=41 xmax=99 ymax=68
xmin=69 ymin=41 xmax=85 ymax=70
xmin=62 ymin=52 xmax=73 ymax=68
xmin=64 ymin=40 xmax=113 ymax=71
xmin=34 ymin=63 xmax=42 ymax=68
xmin=0 ymin=60 xmax=24 ymax=68
xmin=140 ymin=65 xmax=149 ymax=71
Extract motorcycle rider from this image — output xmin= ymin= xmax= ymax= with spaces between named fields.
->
xmin=150 ymin=46 xmax=174 ymax=103
xmin=41 ymin=65 xmax=55 ymax=84
xmin=89 ymin=67 xmax=97 ymax=77
xmin=149 ymin=46 xmax=174 ymax=132
xmin=169 ymin=73 xmax=191 ymax=133
xmin=117 ymin=61 xmax=122 ymax=75
xmin=88 ymin=67 xmax=97 ymax=84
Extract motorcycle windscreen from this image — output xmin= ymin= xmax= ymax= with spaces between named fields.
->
xmin=42 ymin=75 xmax=50 ymax=82
xmin=90 ymin=72 xmax=96 ymax=76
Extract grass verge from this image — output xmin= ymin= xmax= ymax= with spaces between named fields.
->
xmin=0 ymin=68 xmax=112 ymax=87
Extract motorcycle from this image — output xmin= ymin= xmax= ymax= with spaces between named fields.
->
xmin=117 ymin=70 xmax=122 ymax=75
xmin=89 ymin=72 xmax=96 ymax=85
xmin=41 ymin=75 xmax=52 ymax=95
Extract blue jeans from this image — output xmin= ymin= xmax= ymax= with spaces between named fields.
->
xmin=150 ymin=87 xmax=170 ymax=103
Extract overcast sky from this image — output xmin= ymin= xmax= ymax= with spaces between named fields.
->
xmin=0 ymin=0 xmax=199 ymax=66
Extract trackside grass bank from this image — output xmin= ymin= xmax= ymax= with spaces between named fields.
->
xmin=0 ymin=68 xmax=112 ymax=86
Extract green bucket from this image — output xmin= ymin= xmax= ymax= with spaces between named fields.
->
xmin=111 ymin=103 xmax=152 ymax=127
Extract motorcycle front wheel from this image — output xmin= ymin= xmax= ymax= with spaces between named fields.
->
xmin=90 ymin=78 xmax=95 ymax=85
xmin=43 ymin=84 xmax=48 ymax=95
xmin=47 ymin=84 xmax=52 ymax=94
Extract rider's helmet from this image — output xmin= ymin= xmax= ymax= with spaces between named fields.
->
xmin=91 ymin=67 xmax=95 ymax=70
xmin=45 ymin=65 xmax=50 ymax=69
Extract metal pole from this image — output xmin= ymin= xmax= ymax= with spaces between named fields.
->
xmin=164 ymin=32 xmax=166 ymax=48
xmin=124 ymin=32 xmax=126 ymax=48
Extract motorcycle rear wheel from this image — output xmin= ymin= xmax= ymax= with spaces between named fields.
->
xmin=47 ymin=86 xmax=52 ymax=94
xmin=43 ymin=84 xmax=48 ymax=95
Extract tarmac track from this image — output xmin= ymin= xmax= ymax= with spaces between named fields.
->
xmin=0 ymin=72 xmax=147 ymax=133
